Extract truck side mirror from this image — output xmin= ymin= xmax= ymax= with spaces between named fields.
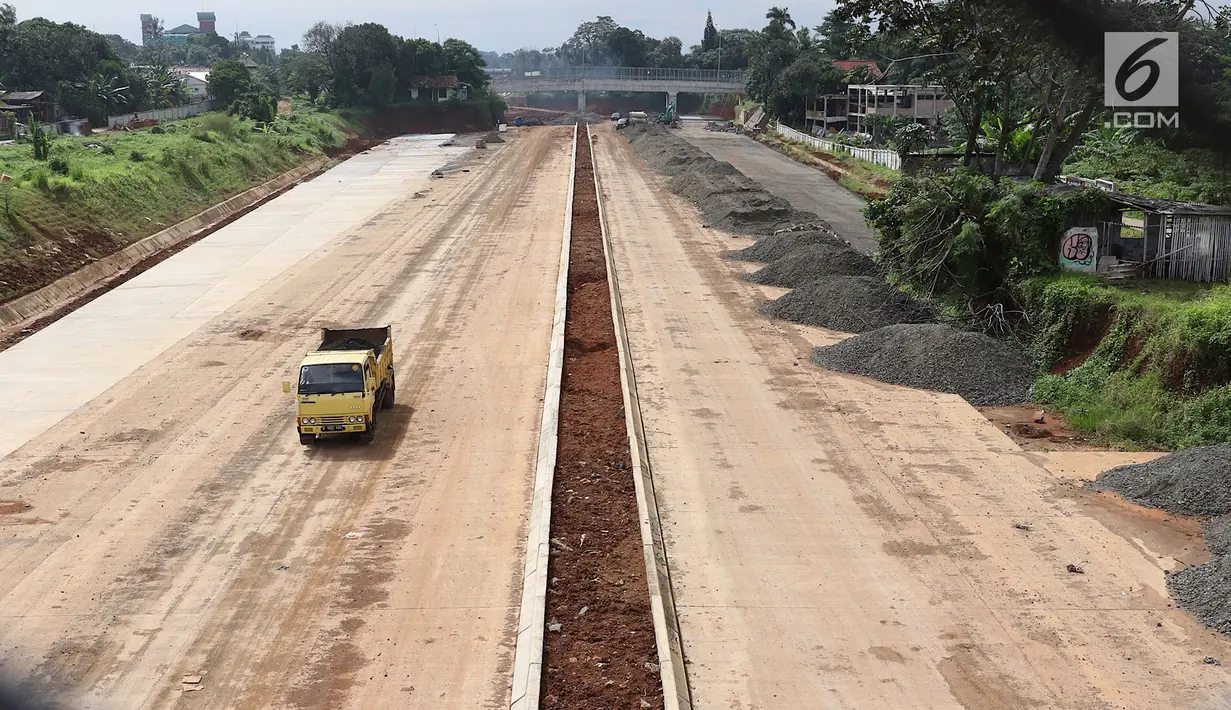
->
xmin=282 ymin=381 xmax=292 ymax=394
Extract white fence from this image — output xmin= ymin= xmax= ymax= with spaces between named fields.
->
xmin=107 ymin=100 xmax=221 ymax=129
xmin=774 ymin=122 xmax=901 ymax=171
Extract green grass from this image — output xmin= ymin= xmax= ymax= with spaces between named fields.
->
xmin=1019 ymin=273 xmax=1231 ymax=449
xmin=0 ymin=108 xmax=354 ymax=302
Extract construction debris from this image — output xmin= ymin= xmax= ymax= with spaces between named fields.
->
xmin=762 ymin=276 xmax=935 ymax=333
xmin=811 ymin=323 xmax=1035 ymax=406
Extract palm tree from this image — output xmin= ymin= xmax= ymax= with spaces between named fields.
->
xmin=766 ymin=7 xmax=796 ymax=30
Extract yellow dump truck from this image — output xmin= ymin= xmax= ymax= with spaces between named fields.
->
xmin=286 ymin=327 xmax=395 ymax=444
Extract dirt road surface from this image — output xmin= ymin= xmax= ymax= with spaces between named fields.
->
xmin=678 ymin=124 xmax=878 ymax=253
xmin=592 ymin=124 xmax=1231 ymax=709
xmin=0 ymin=126 xmax=572 ymax=709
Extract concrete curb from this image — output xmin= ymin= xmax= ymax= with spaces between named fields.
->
xmin=587 ymin=124 xmax=693 ymax=709
xmin=0 ymin=157 xmax=327 ymax=330
xmin=509 ymin=124 xmax=577 ymax=710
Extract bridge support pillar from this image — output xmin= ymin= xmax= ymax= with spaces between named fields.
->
xmin=577 ymin=91 xmax=586 ymax=112
xmin=667 ymin=91 xmax=678 ymax=110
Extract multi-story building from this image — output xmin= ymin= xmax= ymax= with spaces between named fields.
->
xmin=846 ymin=84 xmax=954 ymax=135
xmin=141 ymin=11 xmax=216 ymax=45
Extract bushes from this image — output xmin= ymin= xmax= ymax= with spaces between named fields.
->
xmin=868 ymin=171 xmax=1107 ymax=307
xmin=1021 ymin=274 xmax=1231 ymax=448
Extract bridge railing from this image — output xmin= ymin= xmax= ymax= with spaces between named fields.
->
xmin=489 ymin=66 xmax=746 ymax=84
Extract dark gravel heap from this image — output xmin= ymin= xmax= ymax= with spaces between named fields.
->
xmin=1087 ymin=444 xmax=1231 ymax=635
xmin=320 ymin=337 xmax=378 ymax=352
xmin=761 ymin=276 xmax=935 ymax=333
xmin=811 ymin=324 xmax=1035 ymax=406
xmin=625 ymin=125 xmax=817 ymax=234
xmin=729 ymin=230 xmax=848 ymax=262
xmin=549 ymin=111 xmax=605 ymax=125
xmin=746 ymin=244 xmax=877 ymax=287
xmin=1168 ymin=557 xmax=1231 ymax=635
xmin=1087 ymin=444 xmax=1231 ymax=517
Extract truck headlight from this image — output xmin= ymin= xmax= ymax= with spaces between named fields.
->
xmin=347 ymin=416 xmax=356 ymax=423
xmin=308 ymin=418 xmax=317 ymax=425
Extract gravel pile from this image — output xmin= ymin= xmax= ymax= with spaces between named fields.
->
xmin=811 ymin=324 xmax=1035 ymax=406
xmin=761 ymin=276 xmax=935 ymax=333
xmin=1087 ymin=444 xmax=1231 ymax=517
xmin=729 ymin=230 xmax=847 ymax=262
xmin=746 ymin=244 xmax=877 ymax=287
xmin=625 ymin=125 xmax=818 ymax=234
xmin=1087 ymin=444 xmax=1231 ymax=635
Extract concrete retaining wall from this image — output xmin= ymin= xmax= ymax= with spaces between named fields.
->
xmin=107 ymin=100 xmax=221 ymax=129
xmin=0 ymin=157 xmax=326 ymax=330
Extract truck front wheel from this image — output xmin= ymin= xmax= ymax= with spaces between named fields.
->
xmin=299 ymin=433 xmax=315 ymax=446
xmin=360 ymin=420 xmax=377 ymax=443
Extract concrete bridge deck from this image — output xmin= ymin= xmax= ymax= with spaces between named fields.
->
xmin=490 ymin=66 xmax=746 ymax=108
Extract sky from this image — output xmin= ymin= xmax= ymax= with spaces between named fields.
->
xmin=22 ymin=0 xmax=838 ymax=54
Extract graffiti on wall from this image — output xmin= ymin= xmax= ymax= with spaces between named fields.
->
xmin=1060 ymin=227 xmax=1099 ymax=272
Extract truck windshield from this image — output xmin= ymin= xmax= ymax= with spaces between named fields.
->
xmin=299 ymin=364 xmax=364 ymax=395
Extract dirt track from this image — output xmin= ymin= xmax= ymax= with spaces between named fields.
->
xmin=592 ymin=123 xmax=1231 ymax=708
xmin=0 ymin=127 xmax=572 ymax=708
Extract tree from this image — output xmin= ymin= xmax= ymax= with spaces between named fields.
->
xmin=702 ymin=12 xmax=719 ymax=52
xmin=229 ymin=90 xmax=276 ymax=122
xmin=366 ymin=62 xmax=396 ymax=107
xmin=442 ymin=38 xmax=489 ymax=92
xmin=285 ymin=52 xmax=329 ymax=102
xmin=208 ymin=59 xmax=253 ymax=104
xmin=650 ymin=36 xmax=684 ymax=68
xmin=329 ymin=23 xmax=401 ymax=106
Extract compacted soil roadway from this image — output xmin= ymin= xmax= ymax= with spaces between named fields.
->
xmin=0 ymin=127 xmax=573 ymax=709
xmin=592 ymin=122 xmax=1231 ymax=709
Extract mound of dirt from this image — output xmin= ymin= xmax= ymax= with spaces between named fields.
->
xmin=1087 ymin=444 xmax=1231 ymax=635
xmin=625 ymin=124 xmax=817 ymax=234
xmin=319 ymin=337 xmax=378 ymax=352
xmin=729 ymin=230 xmax=847 ymax=262
xmin=1088 ymin=444 xmax=1231 ymax=517
xmin=549 ymin=111 xmax=606 ymax=125
xmin=811 ymin=324 xmax=1035 ymax=406
xmin=746 ymin=244 xmax=877 ymax=287
xmin=761 ymin=276 xmax=935 ymax=333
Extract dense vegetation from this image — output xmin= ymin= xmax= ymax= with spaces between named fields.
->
xmin=1022 ymin=276 xmax=1231 ymax=448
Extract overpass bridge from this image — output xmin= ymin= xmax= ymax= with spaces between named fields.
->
xmin=489 ymin=67 xmax=747 ymax=110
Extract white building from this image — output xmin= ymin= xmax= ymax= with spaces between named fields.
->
xmin=250 ymin=34 xmax=276 ymax=53
xmin=181 ymin=71 xmax=210 ymax=99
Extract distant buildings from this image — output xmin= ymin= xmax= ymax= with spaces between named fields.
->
xmin=139 ymin=12 xmax=274 ymax=52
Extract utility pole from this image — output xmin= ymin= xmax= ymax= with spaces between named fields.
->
xmin=718 ymin=33 xmax=722 ymax=74
xmin=435 ymin=24 xmax=440 ymax=44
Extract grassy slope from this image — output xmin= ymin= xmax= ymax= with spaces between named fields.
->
xmin=0 ymin=109 xmax=354 ymax=303
xmin=755 ymin=132 xmax=897 ymax=200
xmin=1021 ymin=273 xmax=1231 ymax=449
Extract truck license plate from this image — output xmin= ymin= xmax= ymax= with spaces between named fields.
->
xmin=323 ymin=425 xmax=346 ymax=432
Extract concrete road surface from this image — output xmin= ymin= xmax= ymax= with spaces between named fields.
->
xmin=593 ymin=125 xmax=1231 ymax=708
xmin=679 ymin=124 xmax=879 ymax=253
xmin=0 ymin=127 xmax=572 ymax=708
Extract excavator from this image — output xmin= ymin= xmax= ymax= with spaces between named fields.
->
xmin=656 ymin=101 xmax=680 ymax=128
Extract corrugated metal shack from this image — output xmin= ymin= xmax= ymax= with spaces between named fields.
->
xmin=1102 ymin=192 xmax=1231 ymax=283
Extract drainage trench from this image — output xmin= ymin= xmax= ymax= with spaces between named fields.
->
xmin=539 ymin=129 xmax=663 ymax=708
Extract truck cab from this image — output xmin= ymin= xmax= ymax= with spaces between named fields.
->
xmin=288 ymin=327 xmax=395 ymax=444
